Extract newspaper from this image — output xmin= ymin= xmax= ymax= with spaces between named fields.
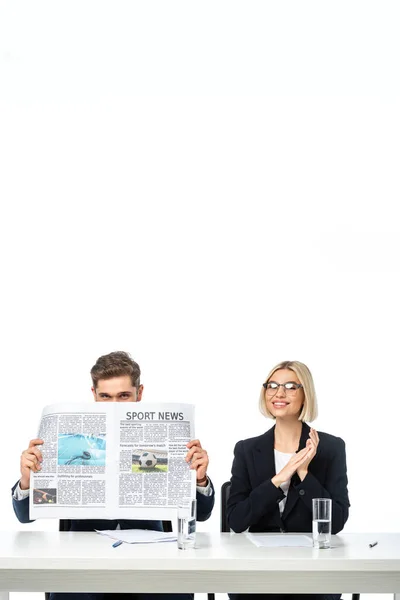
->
xmin=29 ymin=402 xmax=196 ymax=521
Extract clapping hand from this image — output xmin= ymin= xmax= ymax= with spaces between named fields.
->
xmin=297 ymin=428 xmax=319 ymax=480
xmin=272 ymin=429 xmax=319 ymax=488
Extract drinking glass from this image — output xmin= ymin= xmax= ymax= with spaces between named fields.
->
xmin=177 ymin=499 xmax=196 ymax=549
xmin=312 ymin=498 xmax=332 ymax=549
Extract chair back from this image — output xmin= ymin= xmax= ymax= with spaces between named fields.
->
xmin=220 ymin=481 xmax=231 ymax=532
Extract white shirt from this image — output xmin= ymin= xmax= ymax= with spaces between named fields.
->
xmin=274 ymin=449 xmax=295 ymax=514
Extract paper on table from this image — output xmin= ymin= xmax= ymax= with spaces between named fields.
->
xmin=246 ymin=533 xmax=313 ymax=548
xmin=96 ymin=529 xmax=177 ymax=544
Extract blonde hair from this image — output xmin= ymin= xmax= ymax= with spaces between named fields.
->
xmin=259 ymin=360 xmax=318 ymax=422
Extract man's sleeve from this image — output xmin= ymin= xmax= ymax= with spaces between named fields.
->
xmin=196 ymin=477 xmax=215 ymax=521
xmin=11 ymin=480 xmax=34 ymax=523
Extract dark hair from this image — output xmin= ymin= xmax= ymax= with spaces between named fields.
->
xmin=90 ymin=351 xmax=141 ymax=389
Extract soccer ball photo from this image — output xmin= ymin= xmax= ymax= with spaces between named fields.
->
xmin=139 ymin=451 xmax=158 ymax=468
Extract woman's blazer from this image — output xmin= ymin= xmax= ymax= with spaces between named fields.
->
xmin=227 ymin=422 xmax=349 ymax=535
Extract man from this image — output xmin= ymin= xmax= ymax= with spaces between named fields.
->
xmin=12 ymin=351 xmax=214 ymax=600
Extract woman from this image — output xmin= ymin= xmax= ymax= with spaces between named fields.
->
xmin=227 ymin=360 xmax=350 ymax=600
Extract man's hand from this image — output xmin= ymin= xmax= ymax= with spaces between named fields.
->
xmin=20 ymin=438 xmax=44 ymax=490
xmin=297 ymin=428 xmax=319 ymax=481
xmin=186 ymin=439 xmax=209 ymax=487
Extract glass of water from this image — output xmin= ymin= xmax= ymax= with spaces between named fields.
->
xmin=177 ymin=499 xmax=196 ymax=550
xmin=312 ymin=498 xmax=332 ymax=549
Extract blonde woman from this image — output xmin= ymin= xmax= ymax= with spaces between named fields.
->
xmin=227 ymin=360 xmax=349 ymax=600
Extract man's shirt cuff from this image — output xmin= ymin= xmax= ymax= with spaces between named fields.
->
xmin=13 ymin=482 xmax=30 ymax=501
xmin=196 ymin=477 xmax=213 ymax=496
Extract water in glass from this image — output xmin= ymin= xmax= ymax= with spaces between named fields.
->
xmin=313 ymin=518 xmax=331 ymax=549
xmin=177 ymin=514 xmax=196 ymax=549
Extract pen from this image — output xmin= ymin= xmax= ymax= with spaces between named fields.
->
xmin=112 ymin=540 xmax=123 ymax=548
xmin=369 ymin=541 xmax=378 ymax=548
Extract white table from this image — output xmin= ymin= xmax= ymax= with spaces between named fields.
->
xmin=1 ymin=531 xmax=400 ymax=597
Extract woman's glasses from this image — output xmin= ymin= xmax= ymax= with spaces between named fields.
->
xmin=263 ymin=381 xmax=303 ymax=397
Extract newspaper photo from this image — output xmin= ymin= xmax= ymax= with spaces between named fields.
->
xmin=29 ymin=402 xmax=196 ymax=521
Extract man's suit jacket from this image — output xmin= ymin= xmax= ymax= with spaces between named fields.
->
xmin=227 ymin=422 xmax=349 ymax=534
xmin=11 ymin=480 xmax=214 ymax=530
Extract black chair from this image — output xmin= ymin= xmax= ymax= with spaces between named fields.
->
xmin=220 ymin=480 xmax=231 ymax=533
xmin=216 ymin=481 xmax=360 ymax=600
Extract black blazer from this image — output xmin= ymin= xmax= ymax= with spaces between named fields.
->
xmin=227 ymin=422 xmax=349 ymax=535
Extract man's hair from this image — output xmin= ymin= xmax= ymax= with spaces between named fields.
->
xmin=90 ymin=351 xmax=141 ymax=389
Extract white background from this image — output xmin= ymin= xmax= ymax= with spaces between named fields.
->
xmin=1 ymin=2 xmax=399 ymax=600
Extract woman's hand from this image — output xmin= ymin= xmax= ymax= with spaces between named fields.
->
xmin=297 ymin=428 xmax=319 ymax=480
xmin=272 ymin=446 xmax=313 ymax=488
